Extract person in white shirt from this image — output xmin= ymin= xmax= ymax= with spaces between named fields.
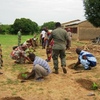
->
xmin=40 ymin=29 xmax=46 ymax=49
xmin=67 ymin=28 xmax=72 ymax=48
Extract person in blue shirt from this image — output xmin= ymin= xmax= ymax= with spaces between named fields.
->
xmin=23 ymin=53 xmax=51 ymax=81
xmin=74 ymin=48 xmax=97 ymax=70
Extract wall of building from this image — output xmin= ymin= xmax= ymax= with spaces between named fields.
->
xmin=79 ymin=21 xmax=100 ymax=40
xmin=63 ymin=20 xmax=100 ymax=40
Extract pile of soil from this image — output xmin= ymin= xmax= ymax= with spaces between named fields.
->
xmin=17 ymin=72 xmax=35 ymax=80
xmin=0 ymin=96 xmax=24 ymax=100
xmin=76 ymin=79 xmax=93 ymax=90
xmin=68 ymin=63 xmax=84 ymax=70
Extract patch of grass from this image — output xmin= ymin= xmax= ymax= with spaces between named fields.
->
xmin=6 ymin=79 xmax=19 ymax=85
xmin=72 ymin=41 xmax=85 ymax=46
xmin=11 ymin=65 xmax=28 ymax=73
xmin=12 ymin=90 xmax=17 ymax=96
xmin=38 ymin=88 xmax=44 ymax=90
xmin=21 ymin=73 xmax=27 ymax=78
xmin=91 ymin=82 xmax=98 ymax=90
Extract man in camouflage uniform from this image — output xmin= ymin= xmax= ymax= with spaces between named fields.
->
xmin=47 ymin=22 xmax=70 ymax=74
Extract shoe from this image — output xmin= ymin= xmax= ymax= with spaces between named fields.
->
xmin=36 ymin=77 xmax=44 ymax=81
xmin=85 ymin=67 xmax=91 ymax=70
xmin=14 ymin=61 xmax=20 ymax=64
xmin=53 ymin=70 xmax=59 ymax=74
xmin=0 ymin=72 xmax=3 ymax=74
xmin=62 ymin=67 xmax=67 ymax=74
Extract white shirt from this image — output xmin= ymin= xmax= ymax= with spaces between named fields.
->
xmin=41 ymin=30 xmax=46 ymax=38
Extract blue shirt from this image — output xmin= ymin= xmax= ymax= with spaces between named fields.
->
xmin=33 ymin=56 xmax=51 ymax=73
xmin=79 ymin=50 xmax=97 ymax=69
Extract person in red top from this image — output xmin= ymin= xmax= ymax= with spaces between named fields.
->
xmin=45 ymin=30 xmax=54 ymax=62
xmin=11 ymin=45 xmax=32 ymax=64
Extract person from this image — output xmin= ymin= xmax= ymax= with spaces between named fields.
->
xmin=23 ymin=53 xmax=51 ymax=81
xmin=18 ymin=29 xmax=22 ymax=46
xmin=67 ymin=28 xmax=72 ymax=48
xmin=40 ymin=28 xmax=46 ymax=49
xmin=73 ymin=48 xmax=97 ymax=70
xmin=23 ymin=38 xmax=36 ymax=52
xmin=46 ymin=39 xmax=54 ymax=62
xmin=11 ymin=45 xmax=32 ymax=64
xmin=47 ymin=22 xmax=71 ymax=74
xmin=45 ymin=30 xmax=54 ymax=62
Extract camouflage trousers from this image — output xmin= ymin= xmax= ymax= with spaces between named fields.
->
xmin=52 ymin=49 xmax=66 ymax=70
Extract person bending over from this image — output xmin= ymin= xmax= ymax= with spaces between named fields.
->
xmin=74 ymin=48 xmax=97 ymax=70
xmin=24 ymin=53 xmax=51 ymax=81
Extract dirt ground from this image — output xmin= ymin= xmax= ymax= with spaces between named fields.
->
xmin=0 ymin=41 xmax=100 ymax=100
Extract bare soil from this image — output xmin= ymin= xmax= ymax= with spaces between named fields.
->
xmin=0 ymin=41 xmax=100 ymax=100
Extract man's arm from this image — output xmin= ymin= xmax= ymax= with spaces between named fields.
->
xmin=73 ymin=58 xmax=81 ymax=69
xmin=20 ymin=53 xmax=33 ymax=64
xmin=24 ymin=69 xmax=35 ymax=80
xmin=66 ymin=39 xmax=71 ymax=49
xmin=82 ymin=55 xmax=87 ymax=59
xmin=47 ymin=34 xmax=53 ymax=47
xmin=25 ymin=56 xmax=33 ymax=64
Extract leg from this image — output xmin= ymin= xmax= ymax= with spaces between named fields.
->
xmin=52 ymin=50 xmax=59 ymax=74
xmin=34 ymin=64 xmax=48 ymax=79
xmin=80 ymin=59 xmax=91 ymax=70
xmin=59 ymin=50 xmax=67 ymax=73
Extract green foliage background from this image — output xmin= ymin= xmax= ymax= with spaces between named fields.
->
xmin=0 ymin=18 xmax=56 ymax=35
xmin=83 ymin=0 xmax=100 ymax=27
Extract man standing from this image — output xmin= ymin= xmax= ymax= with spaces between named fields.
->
xmin=40 ymin=29 xmax=46 ymax=49
xmin=67 ymin=28 xmax=72 ymax=48
xmin=18 ymin=29 xmax=22 ymax=46
xmin=47 ymin=22 xmax=70 ymax=74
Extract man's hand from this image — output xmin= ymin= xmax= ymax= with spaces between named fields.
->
xmin=82 ymin=55 xmax=87 ymax=59
xmin=66 ymin=45 xmax=70 ymax=50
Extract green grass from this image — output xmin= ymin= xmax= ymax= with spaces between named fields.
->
xmin=0 ymin=35 xmax=35 ymax=75
xmin=0 ymin=34 xmax=34 ymax=48
xmin=0 ymin=34 xmax=38 ymax=63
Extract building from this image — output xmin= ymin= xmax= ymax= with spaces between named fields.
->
xmin=62 ymin=19 xmax=100 ymax=40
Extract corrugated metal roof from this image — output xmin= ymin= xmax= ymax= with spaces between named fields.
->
xmin=62 ymin=19 xmax=86 ymax=26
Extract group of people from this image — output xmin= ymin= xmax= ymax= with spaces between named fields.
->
xmin=11 ymin=31 xmax=38 ymax=64
xmin=10 ymin=22 xmax=97 ymax=81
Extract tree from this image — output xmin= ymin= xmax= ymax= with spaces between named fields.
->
xmin=12 ymin=18 xmax=39 ymax=35
xmin=83 ymin=0 xmax=100 ymax=27
xmin=41 ymin=21 xmax=55 ymax=30
xmin=0 ymin=25 xmax=11 ymax=34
